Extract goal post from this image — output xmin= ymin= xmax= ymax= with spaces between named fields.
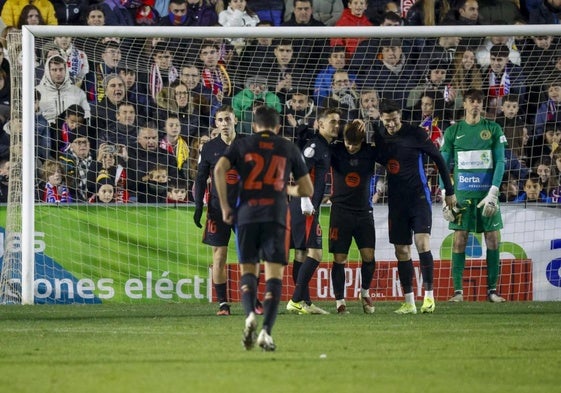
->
xmin=2 ymin=24 xmax=561 ymax=305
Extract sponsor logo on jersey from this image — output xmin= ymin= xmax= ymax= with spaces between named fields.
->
xmin=387 ymin=159 xmax=400 ymax=175
xmin=456 ymin=171 xmax=493 ymax=191
xmin=457 ymin=150 xmax=493 ymax=169
xmin=345 ymin=172 xmax=361 ymax=187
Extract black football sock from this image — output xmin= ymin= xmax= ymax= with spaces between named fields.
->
xmin=292 ymin=260 xmax=302 ymax=285
xmin=361 ymin=260 xmax=376 ymax=291
xmin=292 ymin=257 xmax=320 ymax=303
xmin=331 ymin=262 xmax=345 ymax=300
xmin=262 ymin=278 xmax=282 ymax=335
xmin=240 ymin=273 xmax=257 ymax=316
xmin=397 ymin=260 xmax=414 ymax=294
xmin=419 ymin=251 xmax=434 ymax=291
xmin=215 ymin=282 xmax=227 ymax=305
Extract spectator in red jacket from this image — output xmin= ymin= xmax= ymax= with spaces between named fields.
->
xmin=331 ymin=0 xmax=373 ymax=57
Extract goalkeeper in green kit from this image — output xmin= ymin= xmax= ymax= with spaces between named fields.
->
xmin=439 ymin=89 xmax=507 ymax=303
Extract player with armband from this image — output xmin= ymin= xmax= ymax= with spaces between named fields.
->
xmin=440 ymin=89 xmax=507 ymax=303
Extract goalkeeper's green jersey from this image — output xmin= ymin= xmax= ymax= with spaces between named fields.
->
xmin=441 ymin=118 xmax=506 ymax=199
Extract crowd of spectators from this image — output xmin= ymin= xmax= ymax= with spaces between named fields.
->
xmin=0 ymin=0 xmax=559 ymax=204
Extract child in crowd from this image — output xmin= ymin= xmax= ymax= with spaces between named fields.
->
xmin=140 ymin=164 xmax=169 ymax=203
xmin=41 ymin=159 xmax=72 ymax=203
xmin=527 ymin=126 xmax=560 ymax=168
xmin=159 ymin=113 xmax=190 ymax=179
xmin=331 ymin=0 xmax=372 ymax=57
xmin=218 ymin=0 xmax=260 ymax=51
xmin=496 ymin=94 xmax=529 ymax=163
xmin=513 ymin=173 xmax=551 ymax=203
xmin=534 ymin=80 xmax=561 ymax=137
xmin=535 ymin=157 xmax=559 ymax=197
xmin=54 ymin=104 xmax=86 ymax=155
xmin=88 ymin=176 xmax=115 ymax=203
xmin=166 ymin=178 xmax=189 ymax=203
xmin=500 ymin=174 xmax=521 ymax=202
xmin=88 ymin=143 xmax=129 ymax=203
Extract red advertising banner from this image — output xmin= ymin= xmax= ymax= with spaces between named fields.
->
xmin=219 ymin=259 xmax=532 ymax=302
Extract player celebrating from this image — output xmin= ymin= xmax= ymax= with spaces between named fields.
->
xmin=214 ymin=105 xmax=313 ymax=352
xmin=286 ymin=107 xmax=342 ymax=315
xmin=193 ymin=105 xmax=262 ymax=316
xmin=440 ymin=89 xmax=507 ymax=303
xmin=376 ymin=99 xmax=456 ymax=314
xmin=329 ymin=119 xmax=378 ymax=314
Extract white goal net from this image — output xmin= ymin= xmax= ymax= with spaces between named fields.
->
xmin=1 ymin=25 xmax=560 ymax=305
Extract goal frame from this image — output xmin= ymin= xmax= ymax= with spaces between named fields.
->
xmin=16 ymin=23 xmax=561 ymax=305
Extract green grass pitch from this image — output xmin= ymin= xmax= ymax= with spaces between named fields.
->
xmin=0 ymin=301 xmax=559 ymax=393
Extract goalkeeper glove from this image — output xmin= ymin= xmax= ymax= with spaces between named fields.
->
xmin=300 ymin=197 xmax=315 ymax=215
xmin=441 ymin=190 xmax=457 ymax=222
xmin=193 ymin=206 xmax=203 ymax=228
xmin=476 ymin=185 xmax=500 ymax=217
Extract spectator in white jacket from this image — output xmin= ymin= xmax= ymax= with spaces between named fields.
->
xmin=36 ymin=55 xmax=91 ymax=125
xmin=218 ymin=0 xmax=260 ymax=50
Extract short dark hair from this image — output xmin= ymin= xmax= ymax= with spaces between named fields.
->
xmin=168 ymin=177 xmax=188 ymax=190
xmin=502 ymin=94 xmax=519 ymax=104
xmin=330 ymin=45 xmax=346 ymax=55
xmin=317 ymin=107 xmax=342 ymax=120
xmin=344 ymin=120 xmax=365 ymax=144
xmin=294 ymin=0 xmax=312 ymax=7
xmin=382 ymin=11 xmax=402 ymax=24
xmin=253 ymin=105 xmax=280 ymax=129
xmin=215 ymin=105 xmax=235 ymax=115
xmin=525 ymin=172 xmax=541 ymax=184
xmin=141 ymin=121 xmax=159 ymax=131
xmin=49 ymin=55 xmax=66 ymax=66
xmin=490 ymin=44 xmax=510 ymax=59
xmin=379 ymin=99 xmax=401 ymax=114
xmin=103 ymin=41 xmax=121 ymax=54
xmin=274 ymin=39 xmax=293 ymax=48
xmin=199 ymin=40 xmax=219 ymax=51
xmin=64 ymin=104 xmax=85 ymax=119
xmin=153 ymin=41 xmax=171 ymax=56
xmin=463 ymin=89 xmax=485 ymax=102
xmin=117 ymin=101 xmax=135 ymax=110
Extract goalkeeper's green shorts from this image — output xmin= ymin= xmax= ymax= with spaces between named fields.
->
xmin=448 ymin=197 xmax=503 ymax=233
